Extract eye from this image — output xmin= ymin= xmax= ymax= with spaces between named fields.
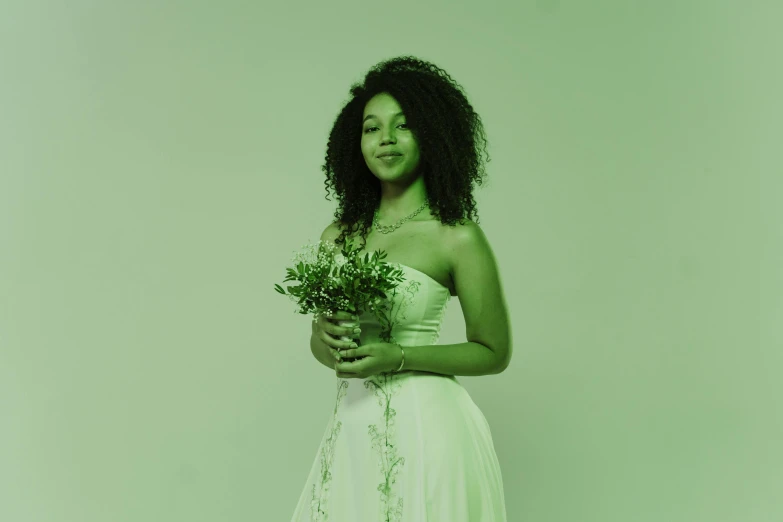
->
xmin=363 ymin=124 xmax=408 ymax=134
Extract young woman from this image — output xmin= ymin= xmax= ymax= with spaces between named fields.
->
xmin=291 ymin=55 xmax=512 ymax=522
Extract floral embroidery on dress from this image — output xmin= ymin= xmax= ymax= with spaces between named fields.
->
xmin=362 ymin=277 xmax=420 ymax=522
xmin=375 ymin=278 xmax=420 ymax=343
xmin=365 ymin=374 xmax=405 ymax=522
xmin=310 ymin=378 xmax=349 ymax=521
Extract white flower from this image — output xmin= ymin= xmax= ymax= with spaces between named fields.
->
xmin=333 ymin=253 xmax=347 ymax=267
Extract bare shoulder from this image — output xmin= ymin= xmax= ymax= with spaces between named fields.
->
xmin=319 ymin=221 xmax=342 ymax=243
xmin=442 ymin=217 xmax=479 ymax=243
xmin=314 ymin=222 xmax=341 ymax=262
xmin=441 ymin=218 xmax=489 ymax=263
xmin=323 ymin=219 xmax=361 ymax=241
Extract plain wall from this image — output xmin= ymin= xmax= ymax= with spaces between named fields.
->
xmin=1 ymin=1 xmax=780 ymax=521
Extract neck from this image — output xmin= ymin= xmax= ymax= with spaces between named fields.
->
xmin=376 ymin=201 xmax=429 ymax=223
xmin=376 ymin=173 xmax=429 ymax=222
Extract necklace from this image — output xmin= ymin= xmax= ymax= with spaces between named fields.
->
xmin=373 ymin=202 xmax=429 ymax=234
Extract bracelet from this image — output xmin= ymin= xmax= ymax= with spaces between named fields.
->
xmin=394 ymin=344 xmax=405 ymax=372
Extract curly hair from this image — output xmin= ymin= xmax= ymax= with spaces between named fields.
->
xmin=321 ymin=55 xmax=491 ymax=250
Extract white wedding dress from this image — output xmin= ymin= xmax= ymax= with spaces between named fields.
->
xmin=290 ymin=263 xmax=507 ymax=522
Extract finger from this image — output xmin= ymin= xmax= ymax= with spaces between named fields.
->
xmin=335 ymin=357 xmax=351 ymax=369
xmin=330 ymin=310 xmax=359 ymax=322
xmin=320 ymin=330 xmax=342 ymax=349
xmin=335 ymin=365 xmax=358 ymax=378
xmin=327 ymin=321 xmax=359 ymax=340
xmin=340 ymin=351 xmax=366 ymax=366
xmin=342 ymin=322 xmax=361 ymax=337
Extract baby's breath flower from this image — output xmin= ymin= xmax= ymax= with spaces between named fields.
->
xmin=275 ymin=239 xmax=405 ymax=333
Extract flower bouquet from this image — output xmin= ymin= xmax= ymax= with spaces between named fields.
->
xmin=274 ymin=236 xmax=406 ymax=362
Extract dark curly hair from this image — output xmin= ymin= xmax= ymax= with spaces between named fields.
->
xmin=321 ymin=55 xmax=491 ymax=250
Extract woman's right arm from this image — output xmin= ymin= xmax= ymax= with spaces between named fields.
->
xmin=310 ymin=221 xmax=353 ymax=370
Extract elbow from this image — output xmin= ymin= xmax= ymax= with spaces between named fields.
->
xmin=493 ymin=346 xmax=511 ymax=374
xmin=494 ymin=358 xmax=510 ymax=374
xmin=476 ymin=340 xmax=510 ymax=374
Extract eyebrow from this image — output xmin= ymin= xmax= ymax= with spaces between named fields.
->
xmin=363 ymin=111 xmax=405 ymax=123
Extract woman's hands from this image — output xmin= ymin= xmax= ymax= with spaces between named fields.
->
xmin=334 ymin=342 xmax=403 ymax=379
xmin=314 ymin=310 xmax=361 ymax=362
xmin=314 ymin=310 xmax=403 ymax=378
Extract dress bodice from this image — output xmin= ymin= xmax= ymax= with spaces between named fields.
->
xmin=354 ymin=262 xmax=452 ymax=349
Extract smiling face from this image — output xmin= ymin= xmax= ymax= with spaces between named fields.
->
xmin=360 ymin=92 xmax=421 ymax=185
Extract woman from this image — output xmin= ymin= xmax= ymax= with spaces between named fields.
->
xmin=291 ymin=56 xmax=512 ymax=522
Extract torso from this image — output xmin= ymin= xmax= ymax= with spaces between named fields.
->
xmin=337 ymin=214 xmax=457 ymax=297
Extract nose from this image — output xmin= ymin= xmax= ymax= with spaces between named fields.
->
xmin=379 ymin=127 xmax=397 ymax=144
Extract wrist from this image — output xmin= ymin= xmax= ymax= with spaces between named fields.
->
xmin=392 ymin=343 xmax=405 ymax=372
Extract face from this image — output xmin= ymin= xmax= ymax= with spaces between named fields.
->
xmin=360 ymin=92 xmax=421 ymax=185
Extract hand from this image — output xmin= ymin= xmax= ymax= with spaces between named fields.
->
xmin=313 ymin=310 xmax=361 ymax=361
xmin=334 ymin=342 xmax=403 ymax=379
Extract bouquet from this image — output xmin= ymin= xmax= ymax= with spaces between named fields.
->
xmin=274 ymin=236 xmax=406 ymax=362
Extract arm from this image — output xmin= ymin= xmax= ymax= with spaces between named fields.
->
xmin=399 ymin=341 xmax=506 ymax=376
xmin=309 ymin=220 xmax=344 ymax=371
xmin=444 ymin=220 xmax=512 ymax=372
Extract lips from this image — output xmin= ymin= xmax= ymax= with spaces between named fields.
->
xmin=377 ymin=152 xmax=402 ymax=158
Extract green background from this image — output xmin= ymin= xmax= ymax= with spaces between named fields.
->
xmin=1 ymin=1 xmax=779 ymax=521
